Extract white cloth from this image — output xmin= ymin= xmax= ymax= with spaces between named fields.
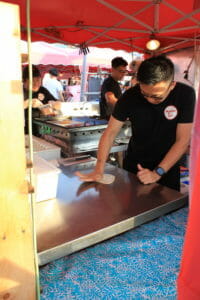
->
xmin=43 ymin=74 xmax=63 ymax=100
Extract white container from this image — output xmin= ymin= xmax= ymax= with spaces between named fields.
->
xmin=31 ymin=155 xmax=61 ymax=202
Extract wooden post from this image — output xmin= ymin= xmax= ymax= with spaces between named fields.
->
xmin=0 ymin=2 xmax=36 ymax=299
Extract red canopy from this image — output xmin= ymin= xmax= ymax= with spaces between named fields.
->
xmin=3 ymin=0 xmax=200 ymax=54
xmin=20 ymin=41 xmax=133 ymax=67
xmin=31 ymin=64 xmax=111 ymax=79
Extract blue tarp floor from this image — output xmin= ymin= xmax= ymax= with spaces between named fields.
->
xmin=40 ymin=206 xmax=188 ymax=300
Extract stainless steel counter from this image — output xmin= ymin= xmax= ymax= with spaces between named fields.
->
xmin=36 ymin=163 xmax=187 ymax=265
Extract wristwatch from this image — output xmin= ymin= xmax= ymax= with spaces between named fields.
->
xmin=154 ymin=166 xmax=166 ymax=177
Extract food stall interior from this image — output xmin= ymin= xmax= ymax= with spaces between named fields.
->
xmin=27 ymin=131 xmax=188 ymax=266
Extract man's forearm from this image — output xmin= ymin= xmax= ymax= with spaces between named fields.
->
xmin=105 ymin=92 xmax=118 ymax=107
xmin=159 ymin=140 xmax=189 ymax=172
xmin=95 ymin=130 xmax=115 ymax=173
xmin=137 ymin=140 xmax=190 ymax=185
xmin=107 ymin=96 xmax=118 ymax=107
xmin=24 ymin=99 xmax=28 ymax=109
xmin=158 ymin=123 xmax=193 ymax=172
xmin=59 ymin=91 xmax=64 ymax=102
xmin=75 ymin=116 xmax=124 ymax=182
xmin=137 ymin=123 xmax=193 ymax=185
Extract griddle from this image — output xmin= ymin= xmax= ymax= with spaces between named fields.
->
xmin=33 ymin=117 xmax=131 ymax=155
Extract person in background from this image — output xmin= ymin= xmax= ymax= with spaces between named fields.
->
xmin=23 ymin=65 xmax=59 ymax=134
xmin=43 ymin=68 xmax=64 ymax=101
xmin=130 ymin=74 xmax=137 ymax=87
xmin=62 ymin=80 xmax=67 ymax=92
xmin=76 ymin=55 xmax=195 ymax=191
xmin=64 ymin=86 xmax=74 ymax=102
xmin=100 ymin=56 xmax=128 ymax=120
xmin=123 ymin=74 xmax=138 ymax=92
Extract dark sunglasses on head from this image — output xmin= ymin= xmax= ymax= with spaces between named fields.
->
xmin=140 ymin=91 xmax=164 ymax=101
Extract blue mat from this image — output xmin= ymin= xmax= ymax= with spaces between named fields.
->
xmin=40 ymin=207 xmax=188 ymax=300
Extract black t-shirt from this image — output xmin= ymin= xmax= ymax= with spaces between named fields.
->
xmin=24 ymin=86 xmax=56 ymax=133
xmin=112 ymin=82 xmax=195 ymax=164
xmin=23 ymin=86 xmax=55 ymax=103
xmin=100 ymin=76 xmax=122 ymax=119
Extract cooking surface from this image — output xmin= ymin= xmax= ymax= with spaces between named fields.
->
xmin=46 ymin=119 xmax=84 ymax=128
xmin=35 ymin=116 xmax=108 ymax=128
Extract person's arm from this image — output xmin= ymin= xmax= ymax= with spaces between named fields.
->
xmin=58 ymin=90 xmax=65 ymax=102
xmin=137 ymin=123 xmax=193 ymax=184
xmin=23 ymin=98 xmax=43 ymax=109
xmin=76 ymin=116 xmax=124 ymax=182
xmin=23 ymin=99 xmax=29 ymax=109
xmin=105 ymin=91 xmax=118 ymax=109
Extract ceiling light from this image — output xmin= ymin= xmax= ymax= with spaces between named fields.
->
xmin=146 ymin=39 xmax=160 ymax=51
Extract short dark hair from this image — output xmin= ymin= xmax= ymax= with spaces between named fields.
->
xmin=49 ymin=68 xmax=59 ymax=76
xmin=23 ymin=65 xmax=41 ymax=81
xmin=111 ymin=57 xmax=128 ymax=68
xmin=137 ymin=55 xmax=174 ymax=85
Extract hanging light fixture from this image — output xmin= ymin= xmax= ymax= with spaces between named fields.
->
xmin=146 ymin=37 xmax=160 ymax=51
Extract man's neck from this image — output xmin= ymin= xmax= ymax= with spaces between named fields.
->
xmin=111 ymin=74 xmax=118 ymax=82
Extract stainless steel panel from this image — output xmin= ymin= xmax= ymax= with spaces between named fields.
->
xmin=36 ymin=163 xmax=187 ymax=265
xmin=25 ymin=135 xmax=61 ymax=160
xmin=33 ymin=118 xmax=131 ymax=154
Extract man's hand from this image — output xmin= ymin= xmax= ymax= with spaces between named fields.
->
xmin=40 ymin=106 xmax=54 ymax=116
xmin=24 ymin=98 xmax=43 ymax=109
xmin=32 ymin=98 xmax=43 ymax=108
xmin=137 ymin=163 xmax=160 ymax=184
xmin=49 ymin=100 xmax=62 ymax=110
xmin=75 ymin=170 xmax=103 ymax=183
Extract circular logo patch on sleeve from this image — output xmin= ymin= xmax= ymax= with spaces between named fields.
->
xmin=164 ymin=105 xmax=178 ymax=120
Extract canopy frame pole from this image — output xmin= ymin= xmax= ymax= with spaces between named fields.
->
xmin=92 ymin=36 xmax=146 ymax=46
xmin=33 ymin=24 xmax=150 ymax=33
xmin=160 ymin=25 xmax=200 ymax=34
xmin=86 ymin=28 xmax=144 ymax=51
xmin=96 ymin=0 xmax=154 ymax=31
xmin=153 ymin=2 xmax=160 ymax=32
xmin=86 ymin=2 xmax=153 ymax=44
xmin=80 ymin=54 xmax=88 ymax=102
xmin=157 ymin=40 xmax=191 ymax=53
xmin=160 ymin=1 xmax=200 ymax=30
xmin=161 ymin=36 xmax=200 ymax=42
xmin=30 ymin=29 xmax=75 ymax=45
xmin=161 ymin=10 xmax=200 ymax=31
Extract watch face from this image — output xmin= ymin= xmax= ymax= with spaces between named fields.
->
xmin=156 ymin=167 xmax=165 ymax=176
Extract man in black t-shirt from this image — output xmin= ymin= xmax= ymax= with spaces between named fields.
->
xmin=23 ymin=65 xmax=58 ymax=134
xmin=100 ymin=57 xmax=128 ymax=119
xmin=76 ymin=56 xmax=195 ymax=191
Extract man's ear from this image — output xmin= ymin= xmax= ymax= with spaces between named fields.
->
xmin=171 ymin=81 xmax=176 ymax=90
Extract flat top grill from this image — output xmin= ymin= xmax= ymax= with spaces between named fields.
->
xmin=33 ymin=117 xmax=131 ymax=155
xmin=36 ymin=116 xmax=108 ymax=129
